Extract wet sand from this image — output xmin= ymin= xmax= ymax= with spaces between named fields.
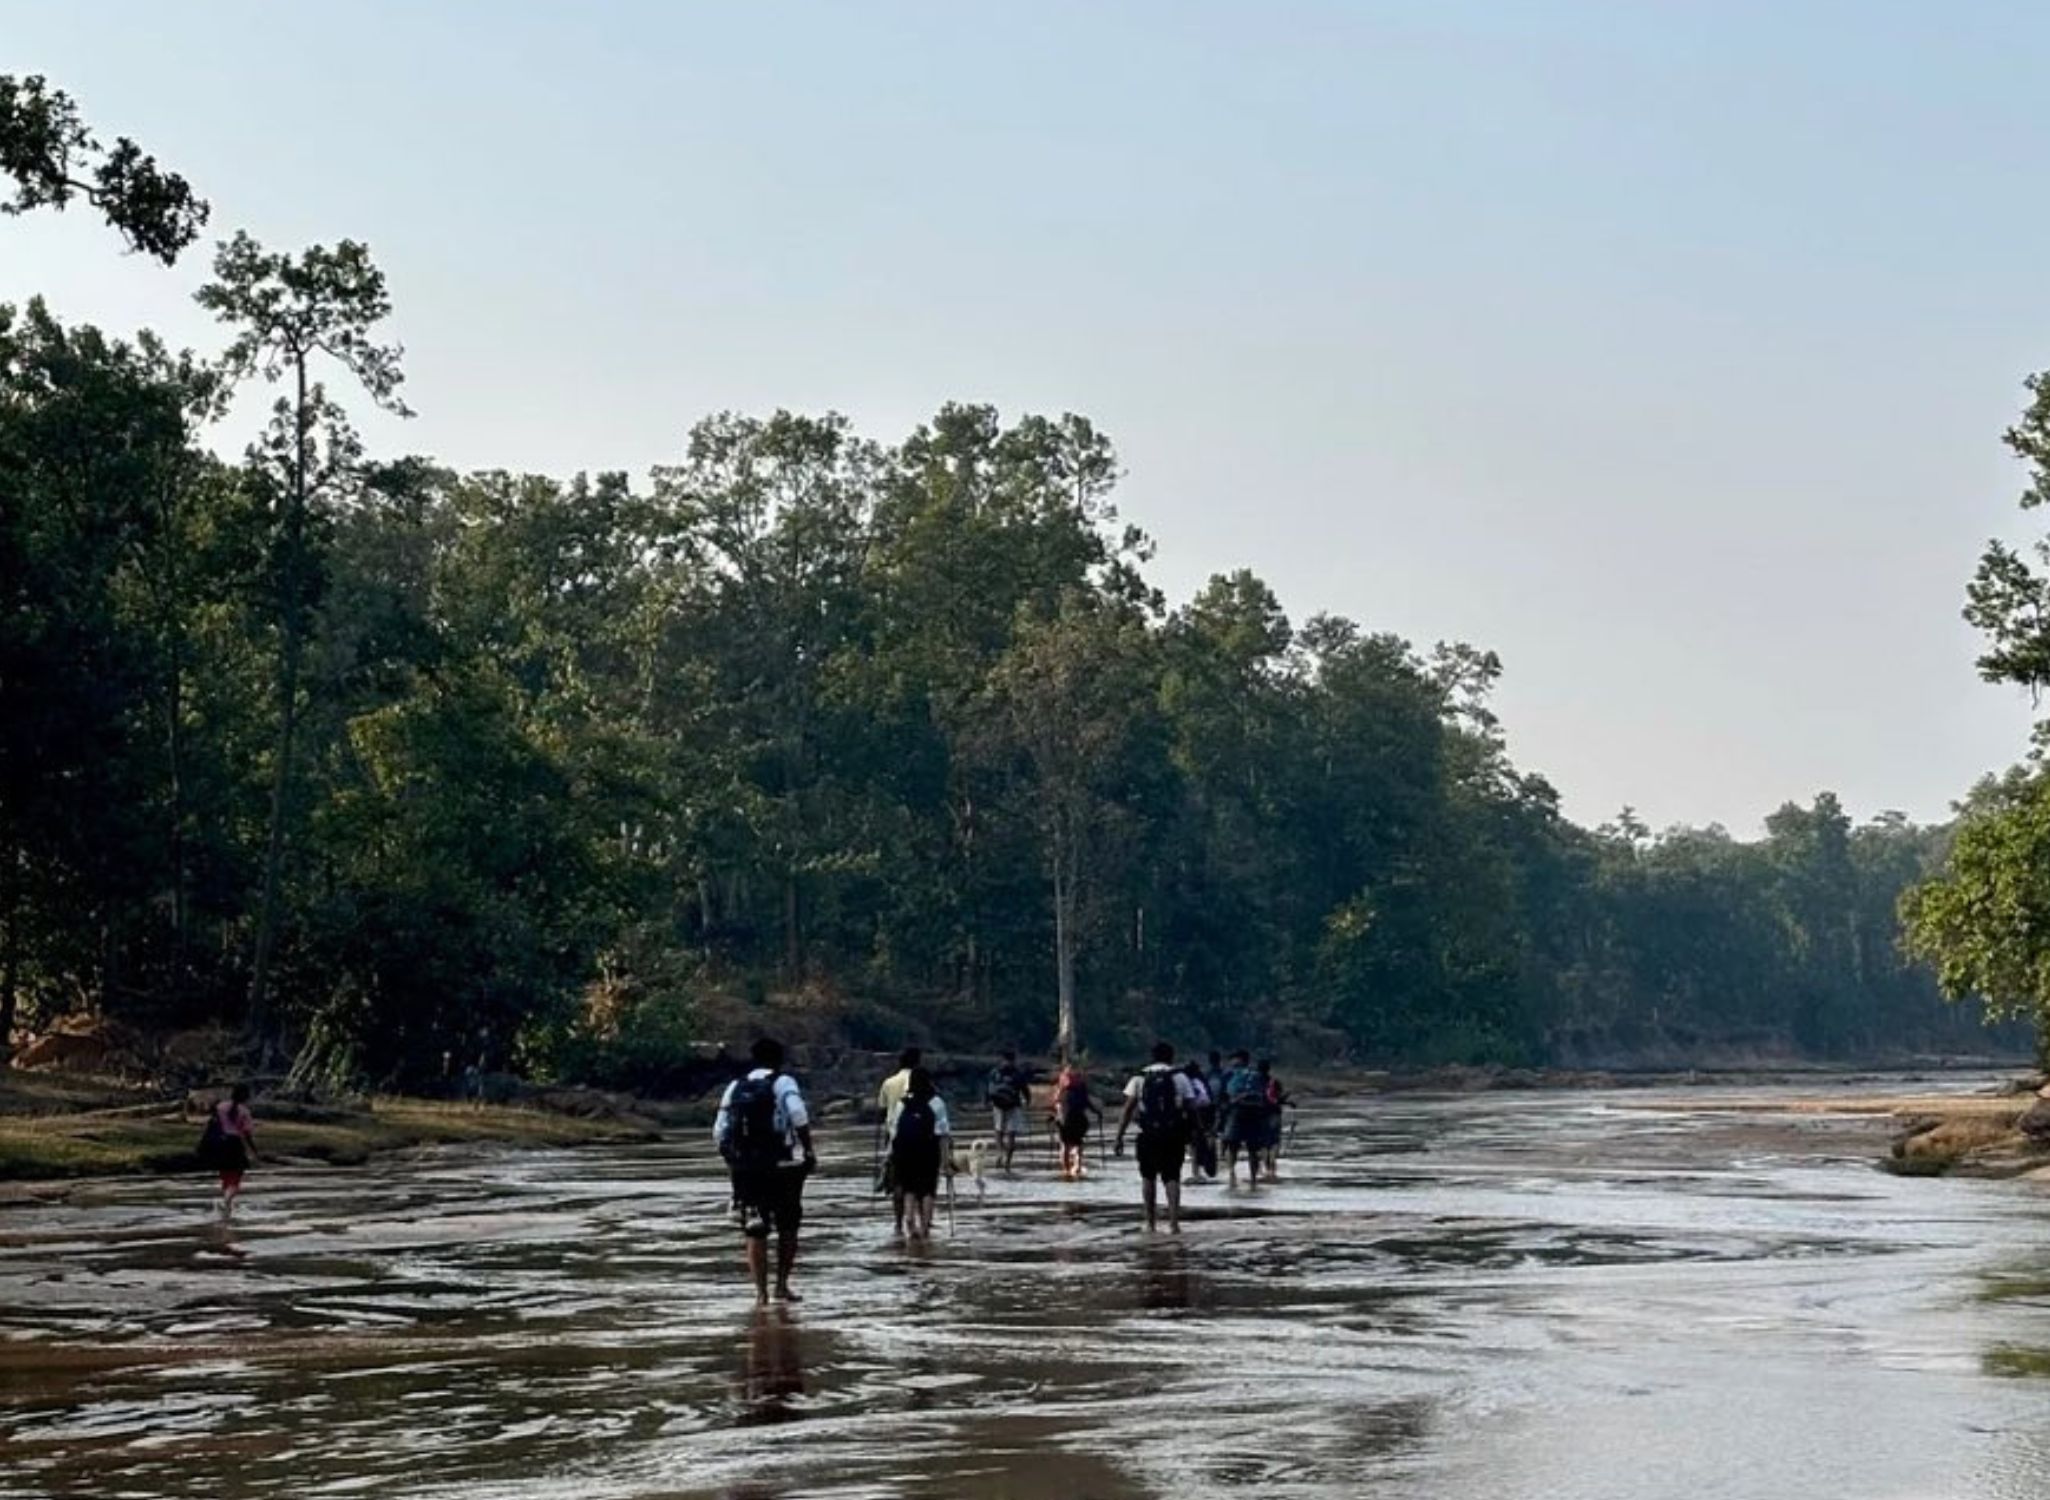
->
xmin=3 ymin=1083 xmax=2049 ymax=1498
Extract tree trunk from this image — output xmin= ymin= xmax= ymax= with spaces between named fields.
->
xmin=1052 ymin=822 xmax=1077 ymax=1062
xmin=164 ymin=551 xmax=189 ymax=984
xmin=247 ymin=353 xmax=311 ymax=1053
xmin=783 ymin=872 xmax=801 ymax=978
xmin=0 ymin=847 xmax=19 ymax=1058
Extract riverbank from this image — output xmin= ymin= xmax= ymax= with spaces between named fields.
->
xmin=0 ymin=1075 xmax=660 ymax=1193
xmin=1668 ymin=1081 xmax=2050 ymax=1178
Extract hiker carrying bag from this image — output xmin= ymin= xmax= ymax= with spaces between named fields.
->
xmin=1137 ymin=1069 xmax=1186 ymax=1138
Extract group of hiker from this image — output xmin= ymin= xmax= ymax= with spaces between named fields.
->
xmin=711 ymin=1037 xmax=1297 ymax=1302
xmin=1039 ymin=1046 xmax=1293 ymax=1192
xmin=199 ymin=1035 xmax=1294 ymax=1306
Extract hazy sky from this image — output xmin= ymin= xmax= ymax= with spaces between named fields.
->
xmin=7 ymin=1 xmax=2044 ymax=831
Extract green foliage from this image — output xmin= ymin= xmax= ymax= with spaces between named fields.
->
xmin=1903 ymin=770 xmax=2050 ymax=1034
xmin=0 ymin=74 xmax=208 ymax=263
xmin=1901 ymin=365 xmax=2050 ymax=1054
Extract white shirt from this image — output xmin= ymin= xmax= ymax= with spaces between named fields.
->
xmin=876 ymin=1068 xmax=912 ymax=1134
xmin=713 ymin=1069 xmax=810 ymax=1153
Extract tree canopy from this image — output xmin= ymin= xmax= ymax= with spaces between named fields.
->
xmin=0 ymin=74 xmax=207 ymax=262
xmin=0 ymin=303 xmax=2008 ymax=1078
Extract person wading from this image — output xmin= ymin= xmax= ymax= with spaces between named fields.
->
xmin=1218 ymin=1049 xmax=1263 ymax=1187
xmin=1052 ymin=1062 xmax=1101 ymax=1181
xmin=1256 ymin=1059 xmax=1291 ymax=1181
xmin=1115 ymin=1042 xmax=1198 ymax=1233
xmin=1182 ymin=1060 xmax=1218 ymax=1183
xmin=985 ymin=1048 xmax=1031 ymax=1171
xmin=875 ymin=1046 xmax=920 ymax=1235
xmin=715 ymin=1037 xmax=816 ymax=1304
xmin=889 ymin=1067 xmax=953 ymax=1241
xmin=198 ymin=1083 xmax=257 ymax=1221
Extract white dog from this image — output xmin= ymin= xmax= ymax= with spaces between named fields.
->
xmin=960 ymin=1138 xmax=991 ymax=1201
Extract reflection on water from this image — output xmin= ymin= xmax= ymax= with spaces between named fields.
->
xmin=2 ymin=1084 xmax=2049 ymax=1497
xmin=734 ymin=1309 xmax=808 ymax=1426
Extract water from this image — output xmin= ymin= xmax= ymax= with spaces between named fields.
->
xmin=4 ymin=1082 xmax=2050 ymax=1498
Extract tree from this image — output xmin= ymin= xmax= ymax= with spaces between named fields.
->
xmin=1 ymin=74 xmax=207 ymax=262
xmin=1902 ymin=770 xmax=2050 ymax=1057
xmin=986 ymin=597 xmax=1161 ymax=1059
xmin=1900 ymin=367 xmax=2050 ymax=1060
xmin=197 ymin=234 xmax=410 ymax=1047
xmin=0 ymin=300 xmax=211 ymax=1046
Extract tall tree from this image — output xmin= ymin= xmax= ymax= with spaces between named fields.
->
xmin=197 ymin=234 xmax=410 ymax=1047
xmin=986 ymin=597 xmax=1160 ymax=1059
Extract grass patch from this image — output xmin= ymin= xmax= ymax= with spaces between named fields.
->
xmin=0 ymin=1096 xmax=655 ymax=1181
xmin=1976 ymin=1276 xmax=2050 ymax=1304
xmin=1985 ymin=1344 xmax=2050 ymax=1378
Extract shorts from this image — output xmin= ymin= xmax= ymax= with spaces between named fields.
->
xmin=992 ymin=1105 xmax=1027 ymax=1137
xmin=732 ymin=1164 xmax=807 ymax=1240
xmin=215 ymin=1136 xmax=250 ymax=1189
xmin=1134 ymin=1132 xmax=1186 ymax=1182
xmin=893 ymin=1143 xmax=942 ymax=1199
xmin=1058 ymin=1114 xmax=1091 ymax=1147
xmin=1224 ymin=1108 xmax=1274 ymax=1148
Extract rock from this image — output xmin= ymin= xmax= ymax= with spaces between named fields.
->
xmin=12 ymin=1014 xmax=155 ymax=1079
xmin=2021 ymin=1099 xmax=2050 ymax=1141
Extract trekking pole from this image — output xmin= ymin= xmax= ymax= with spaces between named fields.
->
xmin=1096 ymin=1113 xmax=1107 ymax=1174
xmin=946 ymin=1170 xmax=957 ymax=1238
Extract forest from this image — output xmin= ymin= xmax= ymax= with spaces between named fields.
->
xmin=0 ymin=74 xmax=2022 ymax=1088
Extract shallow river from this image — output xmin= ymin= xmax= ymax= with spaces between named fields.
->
xmin=5 ymin=1082 xmax=2050 ymax=1498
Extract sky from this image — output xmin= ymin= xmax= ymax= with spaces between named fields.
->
xmin=5 ymin=0 xmax=2045 ymax=833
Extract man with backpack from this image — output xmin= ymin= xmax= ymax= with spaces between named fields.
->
xmin=1114 ymin=1041 xmax=1198 ymax=1233
xmin=985 ymin=1048 xmax=1031 ymax=1171
xmin=1218 ymin=1048 xmax=1265 ymax=1188
xmin=714 ymin=1037 xmax=816 ymax=1304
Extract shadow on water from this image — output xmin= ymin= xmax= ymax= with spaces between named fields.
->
xmin=3 ymin=1084 xmax=2050 ymax=1497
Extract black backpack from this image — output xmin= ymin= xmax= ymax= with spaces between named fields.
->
xmin=1137 ymin=1069 xmax=1185 ymax=1137
xmin=895 ymin=1096 xmax=939 ymax=1154
xmin=725 ymin=1074 xmax=786 ymax=1169
xmin=195 ymin=1105 xmax=226 ymax=1167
